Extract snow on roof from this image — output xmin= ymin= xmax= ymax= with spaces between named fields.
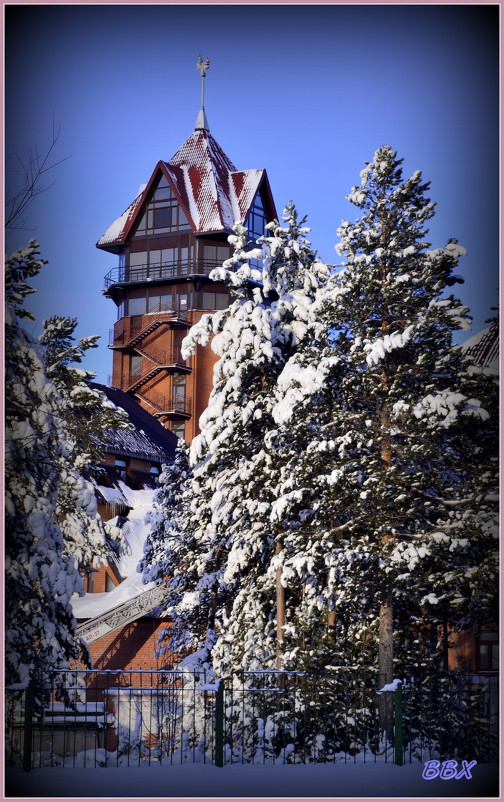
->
xmin=461 ymin=322 xmax=499 ymax=375
xmin=91 ymin=383 xmax=177 ymax=463
xmin=72 ymin=488 xmax=157 ymax=620
xmin=102 ymin=427 xmax=170 ymax=463
xmin=93 ymin=481 xmax=130 ymax=508
xmin=166 ymin=130 xmax=265 ymax=234
xmin=97 ymin=188 xmax=145 ymax=247
xmin=97 ymin=129 xmax=267 ymax=246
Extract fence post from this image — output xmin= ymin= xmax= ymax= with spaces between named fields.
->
xmin=215 ymin=679 xmax=224 ymax=768
xmin=394 ymin=683 xmax=403 ymax=766
xmin=23 ymin=683 xmax=35 ymax=772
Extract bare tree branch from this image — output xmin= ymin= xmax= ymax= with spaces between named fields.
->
xmin=5 ymin=119 xmax=70 ymax=231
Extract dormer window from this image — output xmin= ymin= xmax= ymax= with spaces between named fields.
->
xmin=134 ymin=175 xmax=191 ymax=236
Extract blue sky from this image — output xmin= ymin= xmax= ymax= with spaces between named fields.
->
xmin=5 ymin=4 xmax=499 ymax=385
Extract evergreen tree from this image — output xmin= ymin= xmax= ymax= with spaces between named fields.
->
xmin=138 ymin=441 xmax=206 ymax=659
xmin=5 ymin=242 xmax=132 ymax=686
xmin=5 ymin=242 xmax=83 ymax=686
xmin=272 ymin=147 xmax=498 ymax=737
xmin=146 ymin=204 xmax=328 ymax=676
xmin=39 ymin=315 xmax=131 ymax=569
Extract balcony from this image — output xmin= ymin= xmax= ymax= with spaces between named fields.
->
xmin=103 ymin=260 xmax=224 ymax=292
xmin=137 ymin=390 xmax=192 ymax=420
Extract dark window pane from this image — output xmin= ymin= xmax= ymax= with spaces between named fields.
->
xmin=154 ymin=207 xmax=170 ymax=228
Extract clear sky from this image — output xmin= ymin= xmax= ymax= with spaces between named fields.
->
xmin=5 ymin=4 xmax=499 ymax=385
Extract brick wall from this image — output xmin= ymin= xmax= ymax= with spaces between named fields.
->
xmin=84 ymin=619 xmax=178 ymax=676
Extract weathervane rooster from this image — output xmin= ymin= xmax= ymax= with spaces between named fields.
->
xmin=196 ymin=55 xmax=210 ymax=77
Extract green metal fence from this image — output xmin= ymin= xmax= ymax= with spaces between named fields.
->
xmin=5 ymin=669 xmax=498 ymax=770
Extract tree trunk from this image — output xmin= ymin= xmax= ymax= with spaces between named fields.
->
xmin=378 ymin=289 xmax=394 ymax=739
xmin=378 ymin=587 xmax=394 ymax=739
xmin=275 ymin=539 xmax=285 ymax=671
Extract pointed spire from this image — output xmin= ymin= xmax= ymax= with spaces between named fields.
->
xmin=195 ymin=55 xmax=210 ymax=131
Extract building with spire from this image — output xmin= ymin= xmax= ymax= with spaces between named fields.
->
xmin=97 ymin=60 xmax=276 ymax=443
xmin=73 ymin=63 xmax=278 ymax=673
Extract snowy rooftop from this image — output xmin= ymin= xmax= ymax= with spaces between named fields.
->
xmin=97 ymin=128 xmax=268 ymax=248
xmin=461 ymin=322 xmax=499 ymax=375
xmin=91 ymin=383 xmax=177 ymax=463
xmin=72 ymin=486 xmax=157 ymax=620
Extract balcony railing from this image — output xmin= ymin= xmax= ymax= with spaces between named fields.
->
xmin=135 ymin=346 xmax=187 ymax=368
xmin=141 ymin=390 xmax=192 ymax=419
xmin=103 ymin=260 xmax=224 ymax=290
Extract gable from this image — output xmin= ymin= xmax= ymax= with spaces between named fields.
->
xmin=97 ymin=129 xmax=277 ymax=250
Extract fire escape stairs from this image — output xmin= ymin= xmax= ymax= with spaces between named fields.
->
xmin=125 ymin=347 xmax=190 ymax=394
xmin=110 ymin=313 xmax=191 ymax=352
xmin=124 ymin=319 xmax=169 ymax=349
xmin=126 ymin=366 xmax=169 ymax=394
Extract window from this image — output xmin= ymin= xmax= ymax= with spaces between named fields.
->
xmin=133 ymin=175 xmax=191 ymax=236
xmin=130 ymin=355 xmax=142 ymax=377
xmin=478 ymin=632 xmax=499 ymax=671
xmin=115 ymin=457 xmax=127 ymax=481
xmin=244 ymin=193 xmax=267 ymax=245
xmin=106 ymin=575 xmax=116 ymax=592
xmin=148 ymin=293 xmax=172 ymax=314
xmin=202 ymin=292 xmax=228 ymax=310
xmin=128 ymin=252 xmax=148 ymax=282
xmin=127 ymin=296 xmax=146 ymax=316
xmin=87 ymin=571 xmax=95 ymax=593
xmin=173 ymin=375 xmax=186 ymax=406
xmin=203 ymin=244 xmax=231 ymax=266
xmin=178 ymin=294 xmax=188 ymax=313
xmin=171 ymin=421 xmax=186 ymax=440
xmin=129 ymin=251 xmax=148 ymax=267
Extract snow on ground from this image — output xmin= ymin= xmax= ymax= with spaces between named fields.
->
xmin=71 ymin=487 xmax=156 ymax=619
xmin=5 ymin=761 xmax=499 ymax=800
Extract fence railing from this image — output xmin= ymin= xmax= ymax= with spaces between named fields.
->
xmin=5 ymin=669 xmax=498 ymax=770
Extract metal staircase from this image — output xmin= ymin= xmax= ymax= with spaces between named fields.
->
xmin=76 ymin=584 xmax=167 ymax=645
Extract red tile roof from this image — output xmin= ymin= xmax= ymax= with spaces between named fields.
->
xmin=97 ymin=129 xmax=269 ymax=248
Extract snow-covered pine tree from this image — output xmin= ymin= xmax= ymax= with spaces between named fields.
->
xmin=138 ymin=441 xmax=206 ymax=660
xmin=5 ymin=242 xmax=133 ymax=687
xmin=147 ymin=204 xmax=328 ymax=677
xmin=5 ymin=242 xmax=84 ymax=686
xmin=38 ymin=315 xmax=131 ymax=570
xmin=271 ymin=147 xmax=498 ymax=739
